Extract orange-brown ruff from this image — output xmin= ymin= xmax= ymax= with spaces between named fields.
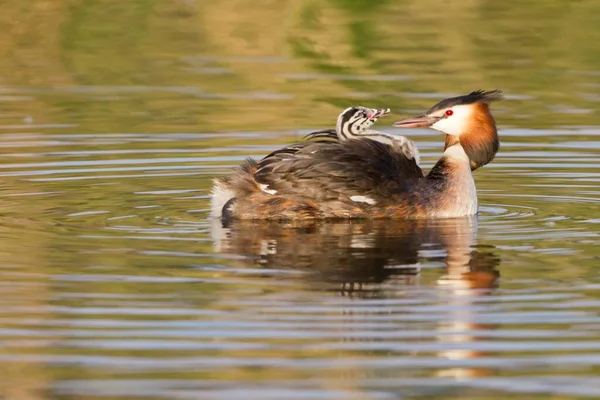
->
xmin=211 ymin=90 xmax=503 ymax=221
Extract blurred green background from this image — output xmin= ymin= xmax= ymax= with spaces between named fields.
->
xmin=1 ymin=0 xmax=599 ymax=134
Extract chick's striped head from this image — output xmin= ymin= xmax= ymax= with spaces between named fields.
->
xmin=336 ymin=106 xmax=391 ymax=139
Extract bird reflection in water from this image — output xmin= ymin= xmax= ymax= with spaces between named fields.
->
xmin=211 ymin=217 xmax=499 ymax=296
xmin=212 ymin=217 xmax=501 ymax=380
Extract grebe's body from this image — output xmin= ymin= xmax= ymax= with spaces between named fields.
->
xmin=211 ymin=90 xmax=502 ymax=221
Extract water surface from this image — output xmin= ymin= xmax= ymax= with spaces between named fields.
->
xmin=0 ymin=1 xmax=600 ymax=399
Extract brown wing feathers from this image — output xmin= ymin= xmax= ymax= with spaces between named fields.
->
xmin=217 ymin=126 xmax=424 ymax=219
xmin=254 ymin=139 xmax=424 ymax=205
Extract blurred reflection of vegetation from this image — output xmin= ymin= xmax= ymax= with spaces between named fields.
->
xmin=0 ymin=0 xmax=599 ymax=134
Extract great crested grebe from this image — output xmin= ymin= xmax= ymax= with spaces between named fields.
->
xmin=210 ymin=89 xmax=502 ymax=221
xmin=304 ymin=106 xmax=420 ymax=164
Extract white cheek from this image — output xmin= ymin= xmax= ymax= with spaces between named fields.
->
xmin=431 ymin=105 xmax=472 ymax=136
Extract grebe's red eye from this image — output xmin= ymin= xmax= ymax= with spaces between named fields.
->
xmin=445 ymin=109 xmax=453 ymax=116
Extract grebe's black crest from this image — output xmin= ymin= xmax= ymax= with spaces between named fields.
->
xmin=426 ymin=89 xmax=504 ymax=115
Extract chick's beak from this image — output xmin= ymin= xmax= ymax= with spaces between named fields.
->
xmin=393 ymin=114 xmax=440 ymax=128
xmin=370 ymin=108 xmax=391 ymax=120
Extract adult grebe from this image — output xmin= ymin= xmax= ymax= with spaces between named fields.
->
xmin=210 ymin=89 xmax=502 ymax=221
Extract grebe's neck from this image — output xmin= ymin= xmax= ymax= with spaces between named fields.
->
xmin=335 ymin=118 xmax=392 ymax=143
xmin=335 ymin=116 xmax=348 ymax=141
xmin=423 ymin=144 xmax=478 ymax=217
xmin=429 ymin=143 xmax=471 ymax=179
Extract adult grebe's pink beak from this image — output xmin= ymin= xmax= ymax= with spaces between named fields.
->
xmin=393 ymin=114 xmax=440 ymax=128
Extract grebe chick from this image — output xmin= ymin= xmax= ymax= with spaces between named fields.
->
xmin=304 ymin=106 xmax=420 ymax=164
xmin=210 ymin=89 xmax=503 ymax=221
